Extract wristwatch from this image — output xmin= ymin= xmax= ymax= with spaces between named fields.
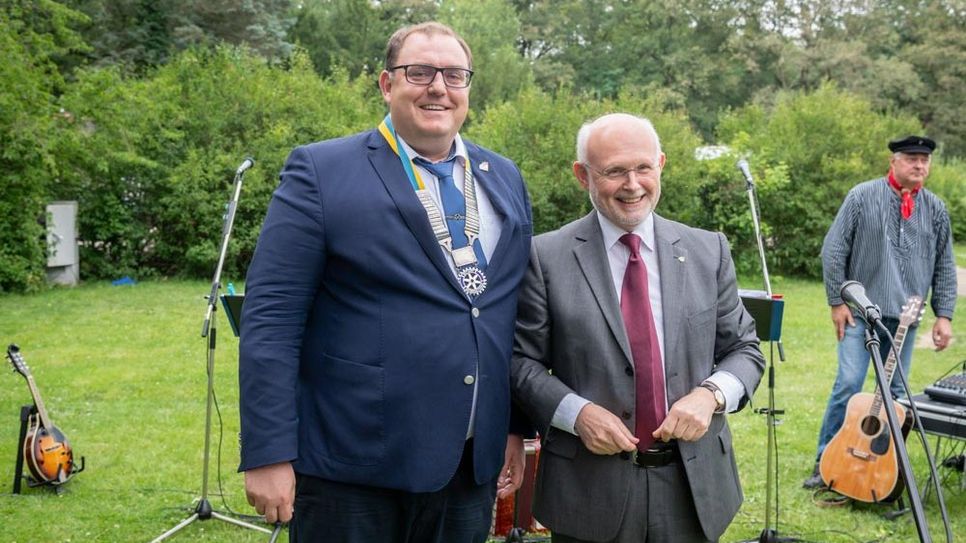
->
xmin=699 ymin=381 xmax=726 ymax=414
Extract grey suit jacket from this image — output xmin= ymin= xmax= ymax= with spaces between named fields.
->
xmin=511 ymin=212 xmax=764 ymax=541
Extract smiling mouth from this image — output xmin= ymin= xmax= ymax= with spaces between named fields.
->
xmin=421 ymin=104 xmax=447 ymax=111
xmin=618 ymin=195 xmax=646 ymax=204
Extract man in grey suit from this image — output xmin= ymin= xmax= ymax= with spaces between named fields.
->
xmin=511 ymin=113 xmax=765 ymax=542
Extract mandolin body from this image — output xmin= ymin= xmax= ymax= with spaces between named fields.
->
xmin=23 ymin=416 xmax=74 ymax=485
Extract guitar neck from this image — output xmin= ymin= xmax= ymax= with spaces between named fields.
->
xmin=24 ymin=374 xmax=54 ymax=430
xmin=871 ymin=325 xmax=908 ymax=414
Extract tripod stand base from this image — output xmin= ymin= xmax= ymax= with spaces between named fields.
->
xmin=738 ymin=529 xmax=804 ymax=543
xmin=150 ymin=498 xmax=272 ymax=542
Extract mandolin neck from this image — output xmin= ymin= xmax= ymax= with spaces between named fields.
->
xmin=24 ymin=374 xmax=54 ymax=430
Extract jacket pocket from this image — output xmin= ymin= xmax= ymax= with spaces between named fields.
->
xmin=314 ymin=353 xmax=385 ymax=465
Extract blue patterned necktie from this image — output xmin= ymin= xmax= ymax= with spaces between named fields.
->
xmin=414 ymin=157 xmax=487 ymax=270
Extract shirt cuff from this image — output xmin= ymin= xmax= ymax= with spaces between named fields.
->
xmin=551 ymin=393 xmax=592 ymax=435
xmin=704 ymin=371 xmax=745 ymax=414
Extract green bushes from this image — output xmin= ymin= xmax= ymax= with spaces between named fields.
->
xmin=4 ymin=46 xmax=964 ymax=292
xmin=713 ymin=85 xmax=925 ymax=277
xmin=49 ymin=47 xmax=383 ymax=282
xmin=929 ymin=159 xmax=966 ymax=243
xmin=0 ymin=1 xmax=88 ymax=293
xmin=468 ymin=86 xmax=705 ymax=236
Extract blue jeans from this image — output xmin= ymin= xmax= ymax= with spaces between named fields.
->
xmin=814 ymin=317 xmax=917 ymax=460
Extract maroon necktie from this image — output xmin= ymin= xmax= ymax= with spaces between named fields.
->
xmin=619 ymin=233 xmax=666 ymax=451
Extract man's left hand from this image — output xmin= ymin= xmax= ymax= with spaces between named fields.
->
xmin=497 ymin=434 xmax=524 ymax=499
xmin=652 ymin=387 xmax=717 ymax=442
xmin=933 ymin=317 xmax=953 ymax=351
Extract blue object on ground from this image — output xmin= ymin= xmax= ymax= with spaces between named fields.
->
xmin=111 ymin=276 xmax=136 ymax=286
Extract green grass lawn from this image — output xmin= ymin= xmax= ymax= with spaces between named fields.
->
xmin=0 ymin=276 xmax=963 ymax=543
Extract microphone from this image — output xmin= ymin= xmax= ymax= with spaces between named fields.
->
xmin=736 ymin=159 xmax=754 ymax=188
xmin=236 ymin=157 xmax=255 ymax=176
xmin=840 ymin=280 xmax=882 ymax=324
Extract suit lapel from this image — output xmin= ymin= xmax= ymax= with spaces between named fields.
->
xmin=572 ymin=213 xmax=633 ymax=364
xmin=466 ymin=142 xmax=512 ymax=279
xmin=654 ymin=215 xmax=689 ymax=400
xmin=366 ymin=130 xmax=465 ymax=297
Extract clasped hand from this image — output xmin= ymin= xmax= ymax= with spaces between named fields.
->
xmin=575 ymin=388 xmax=717 ymax=455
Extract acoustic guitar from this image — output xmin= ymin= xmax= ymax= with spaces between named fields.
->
xmin=818 ymin=296 xmax=924 ymax=503
xmin=7 ymin=344 xmax=75 ymax=485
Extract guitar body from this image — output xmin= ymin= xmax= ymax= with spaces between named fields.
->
xmin=820 ymin=392 xmax=906 ymax=502
xmin=23 ymin=414 xmax=74 ymax=484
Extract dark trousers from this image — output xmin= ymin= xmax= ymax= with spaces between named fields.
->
xmin=291 ymin=441 xmax=496 ymax=543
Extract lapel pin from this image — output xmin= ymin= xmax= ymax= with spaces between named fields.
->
xmin=676 ymin=255 xmax=686 ymax=263
xmin=479 ymin=161 xmax=490 ymax=172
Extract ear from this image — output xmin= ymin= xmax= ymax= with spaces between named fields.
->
xmin=573 ymin=161 xmax=590 ymax=191
xmin=378 ymin=70 xmax=393 ymax=104
xmin=658 ymin=152 xmax=667 ymax=170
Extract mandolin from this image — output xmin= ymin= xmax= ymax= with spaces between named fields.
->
xmin=7 ymin=344 xmax=75 ymax=485
xmin=818 ymin=296 xmax=923 ymax=503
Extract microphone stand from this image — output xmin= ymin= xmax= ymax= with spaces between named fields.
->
xmin=151 ymin=159 xmax=271 ymax=542
xmin=737 ymin=161 xmax=799 ymax=543
xmin=862 ymin=322 xmax=931 ymax=542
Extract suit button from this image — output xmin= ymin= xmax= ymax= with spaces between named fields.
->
xmin=619 ymin=451 xmax=630 ymax=460
xmin=464 ymin=375 xmax=475 ymax=385
xmin=471 ymin=307 xmax=480 ymax=318
xmin=621 ymin=411 xmax=631 ymax=420
xmin=625 ymin=367 xmax=633 ymax=376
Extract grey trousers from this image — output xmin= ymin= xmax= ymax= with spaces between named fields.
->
xmin=551 ymin=461 xmax=714 ymax=543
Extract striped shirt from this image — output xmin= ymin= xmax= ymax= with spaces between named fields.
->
xmin=822 ymin=177 xmax=956 ymax=320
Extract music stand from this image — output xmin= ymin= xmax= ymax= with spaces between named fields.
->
xmin=221 ymin=295 xmax=244 ymax=338
xmin=738 ymin=290 xmax=800 ymax=543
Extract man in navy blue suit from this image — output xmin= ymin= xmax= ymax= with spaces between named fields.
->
xmin=238 ymin=21 xmax=533 ymax=543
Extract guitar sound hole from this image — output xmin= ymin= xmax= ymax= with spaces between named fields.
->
xmin=860 ymin=415 xmax=882 ymax=436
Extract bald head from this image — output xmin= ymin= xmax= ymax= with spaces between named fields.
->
xmin=576 ymin=113 xmax=662 ymax=164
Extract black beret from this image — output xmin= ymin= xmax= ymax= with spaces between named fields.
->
xmin=888 ymin=135 xmax=936 ymax=154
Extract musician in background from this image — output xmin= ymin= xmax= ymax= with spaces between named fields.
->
xmin=803 ymin=135 xmax=957 ymax=489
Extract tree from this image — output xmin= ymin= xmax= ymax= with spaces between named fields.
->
xmin=65 ymin=0 xmax=296 ymax=72
xmin=50 ymin=47 xmax=385 ymax=280
xmin=288 ymin=0 xmax=390 ymax=78
xmin=439 ymin=0 xmax=534 ymax=112
xmin=0 ymin=0 xmax=88 ymax=292
xmin=468 ymin=85 xmax=704 ymax=235
xmin=716 ymin=84 xmax=922 ymax=277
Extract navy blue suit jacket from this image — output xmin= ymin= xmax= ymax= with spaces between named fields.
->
xmin=238 ymin=129 xmax=532 ymax=492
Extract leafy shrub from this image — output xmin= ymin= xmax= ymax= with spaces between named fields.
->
xmin=50 ymin=47 xmax=384 ymax=281
xmin=928 ymin=158 xmax=966 ymax=243
xmin=0 ymin=1 xmax=87 ymax=292
xmin=468 ymin=85 xmax=704 ymax=235
xmin=715 ymin=84 xmax=922 ymax=278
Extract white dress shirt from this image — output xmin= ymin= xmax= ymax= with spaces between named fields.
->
xmin=550 ymin=212 xmax=744 ymax=435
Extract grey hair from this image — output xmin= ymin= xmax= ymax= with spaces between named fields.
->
xmin=575 ymin=113 xmax=662 ymax=164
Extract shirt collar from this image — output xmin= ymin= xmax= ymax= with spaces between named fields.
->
xmin=398 ymin=133 xmax=467 ymax=167
xmin=596 ymin=212 xmax=655 ymax=253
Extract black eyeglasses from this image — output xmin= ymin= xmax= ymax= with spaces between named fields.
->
xmin=389 ymin=64 xmax=474 ymax=88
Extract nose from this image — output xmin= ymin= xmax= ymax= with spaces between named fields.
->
xmin=623 ymin=170 xmax=646 ymax=187
xmin=427 ymin=70 xmax=447 ymax=92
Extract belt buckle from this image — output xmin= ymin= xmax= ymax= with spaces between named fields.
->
xmin=632 ymin=443 xmax=675 ymax=467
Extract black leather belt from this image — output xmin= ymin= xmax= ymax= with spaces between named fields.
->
xmin=628 ymin=441 xmax=678 ymax=468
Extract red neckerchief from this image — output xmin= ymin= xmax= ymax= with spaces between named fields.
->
xmin=887 ymin=169 xmax=920 ymax=220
